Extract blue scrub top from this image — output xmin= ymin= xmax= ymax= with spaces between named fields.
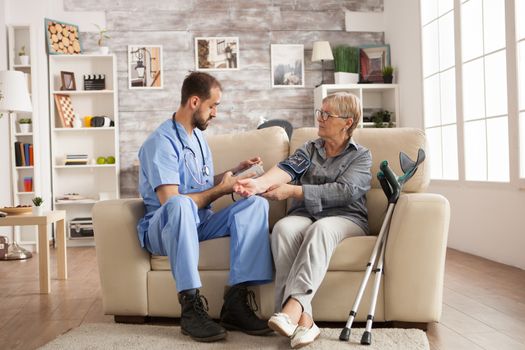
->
xmin=136 ymin=119 xmax=214 ymax=247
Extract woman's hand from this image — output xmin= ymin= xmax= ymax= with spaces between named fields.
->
xmin=261 ymin=183 xmax=301 ymax=201
xmin=234 ymin=178 xmax=267 ymax=197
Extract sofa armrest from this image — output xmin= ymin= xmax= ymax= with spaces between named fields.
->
xmin=384 ymin=193 xmax=450 ymax=322
xmin=93 ymin=199 xmax=150 ymax=316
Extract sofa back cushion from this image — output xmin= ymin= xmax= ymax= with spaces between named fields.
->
xmin=206 ymin=126 xmax=290 ymax=228
xmin=290 ymin=127 xmax=429 ymax=234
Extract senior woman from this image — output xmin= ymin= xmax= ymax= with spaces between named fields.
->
xmin=234 ymin=92 xmax=372 ymax=349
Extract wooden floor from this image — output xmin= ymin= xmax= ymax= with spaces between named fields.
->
xmin=0 ymin=247 xmax=524 ymax=350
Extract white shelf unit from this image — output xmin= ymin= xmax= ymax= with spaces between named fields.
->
xmin=48 ymin=54 xmax=120 ymax=246
xmin=313 ymin=84 xmax=400 ymax=128
xmin=7 ymin=25 xmax=38 ymax=247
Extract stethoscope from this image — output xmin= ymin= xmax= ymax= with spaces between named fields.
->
xmin=172 ymin=116 xmax=210 ymax=185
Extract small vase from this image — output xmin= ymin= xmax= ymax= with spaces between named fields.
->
xmin=18 ymin=123 xmax=31 ymax=133
xmin=32 ymin=206 xmax=43 ymax=216
xmin=334 ymin=72 xmax=359 ymax=84
xmin=98 ymin=46 xmax=109 ymax=55
xmin=383 ymin=75 xmax=393 ymax=84
xmin=19 ymin=55 xmax=29 ymax=65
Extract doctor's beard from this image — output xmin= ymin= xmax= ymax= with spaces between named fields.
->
xmin=192 ymin=109 xmax=213 ymax=131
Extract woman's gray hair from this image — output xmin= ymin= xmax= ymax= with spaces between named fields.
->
xmin=323 ymin=92 xmax=362 ymax=136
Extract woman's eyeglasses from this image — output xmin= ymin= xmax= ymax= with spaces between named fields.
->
xmin=315 ymin=109 xmax=350 ymax=121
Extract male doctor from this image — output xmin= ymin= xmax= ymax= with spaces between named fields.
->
xmin=137 ymin=72 xmax=273 ymax=342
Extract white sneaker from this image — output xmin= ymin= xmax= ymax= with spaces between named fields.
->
xmin=290 ymin=323 xmax=320 ymax=349
xmin=268 ymin=313 xmax=298 ymax=337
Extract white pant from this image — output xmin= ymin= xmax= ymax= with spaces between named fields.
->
xmin=271 ymin=215 xmax=365 ymax=317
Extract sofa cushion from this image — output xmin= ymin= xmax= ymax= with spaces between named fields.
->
xmin=290 ymin=127 xmax=430 ymax=193
xmin=150 ymin=234 xmax=377 ymax=271
xmin=205 ymin=126 xmax=290 ymax=228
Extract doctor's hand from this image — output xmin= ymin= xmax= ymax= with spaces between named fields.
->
xmin=218 ymin=171 xmax=237 ymax=195
xmin=232 ymin=156 xmax=262 ymax=175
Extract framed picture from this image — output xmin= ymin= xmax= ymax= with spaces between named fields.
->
xmin=54 ymin=94 xmax=76 ymax=128
xmin=271 ymin=44 xmax=304 ymax=88
xmin=45 ymin=18 xmax=81 ymax=55
xmin=128 ymin=45 xmax=163 ymax=89
xmin=60 ymin=71 xmax=76 ymax=90
xmin=195 ymin=37 xmax=239 ymax=71
xmin=359 ymin=44 xmax=391 ymax=83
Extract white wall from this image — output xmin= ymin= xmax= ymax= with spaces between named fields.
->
xmin=384 ymin=0 xmax=424 ymax=129
xmin=385 ymin=0 xmax=525 ymax=269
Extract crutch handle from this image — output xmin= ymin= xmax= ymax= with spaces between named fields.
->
xmin=377 ymin=171 xmax=393 ymax=200
xmin=380 ymin=161 xmax=400 ymax=203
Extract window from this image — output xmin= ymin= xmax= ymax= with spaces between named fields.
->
xmin=462 ymin=0 xmax=509 ymax=182
xmin=517 ymin=0 xmax=525 ymax=178
xmin=421 ymin=0 xmax=458 ymax=180
xmin=421 ymin=0 xmax=521 ymax=183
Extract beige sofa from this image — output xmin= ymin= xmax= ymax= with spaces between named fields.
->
xmin=93 ymin=126 xmax=450 ymax=326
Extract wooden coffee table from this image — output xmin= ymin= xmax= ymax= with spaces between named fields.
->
xmin=0 ymin=210 xmax=67 ymax=293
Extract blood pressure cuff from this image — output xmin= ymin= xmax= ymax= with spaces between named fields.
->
xmin=277 ymin=149 xmax=311 ymax=181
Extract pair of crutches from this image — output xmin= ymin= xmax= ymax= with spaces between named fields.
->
xmin=339 ymin=148 xmax=426 ymax=345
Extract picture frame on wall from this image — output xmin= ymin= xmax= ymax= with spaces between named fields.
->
xmin=271 ymin=44 xmax=304 ymax=88
xmin=128 ymin=45 xmax=163 ymax=89
xmin=60 ymin=71 xmax=76 ymax=90
xmin=45 ymin=18 xmax=81 ymax=55
xmin=359 ymin=44 xmax=391 ymax=83
xmin=195 ymin=37 xmax=239 ymax=71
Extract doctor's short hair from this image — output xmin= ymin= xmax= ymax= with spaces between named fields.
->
xmin=323 ymin=92 xmax=362 ymax=136
xmin=181 ymin=71 xmax=223 ymax=106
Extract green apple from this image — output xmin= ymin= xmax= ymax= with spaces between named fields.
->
xmin=97 ymin=157 xmax=107 ymax=164
xmin=106 ymin=156 xmax=115 ymax=164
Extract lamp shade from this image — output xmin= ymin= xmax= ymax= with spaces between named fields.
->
xmin=0 ymin=71 xmax=32 ymax=113
xmin=311 ymin=41 xmax=334 ymax=62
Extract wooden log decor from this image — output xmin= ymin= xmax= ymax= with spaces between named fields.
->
xmin=45 ymin=18 xmax=81 ymax=55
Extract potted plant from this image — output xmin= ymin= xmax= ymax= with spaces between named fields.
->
xmin=95 ymin=24 xmax=110 ymax=55
xmin=18 ymin=118 xmax=32 ymax=133
xmin=18 ymin=46 xmax=29 ymax=65
xmin=382 ymin=65 xmax=394 ymax=84
xmin=333 ymin=46 xmax=359 ymax=84
xmin=372 ymin=110 xmax=394 ymax=128
xmin=32 ymin=196 xmax=44 ymax=215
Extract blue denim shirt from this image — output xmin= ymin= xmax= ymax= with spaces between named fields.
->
xmin=278 ymin=137 xmax=372 ymax=234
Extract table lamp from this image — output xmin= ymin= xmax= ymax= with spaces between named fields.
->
xmin=311 ymin=41 xmax=334 ymax=87
xmin=0 ymin=70 xmax=33 ymax=260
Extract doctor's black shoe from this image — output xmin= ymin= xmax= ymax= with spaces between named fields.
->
xmin=178 ymin=290 xmax=227 ymax=342
xmin=220 ymin=285 xmax=273 ymax=336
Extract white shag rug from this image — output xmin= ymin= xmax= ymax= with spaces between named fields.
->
xmin=39 ymin=323 xmax=429 ymax=350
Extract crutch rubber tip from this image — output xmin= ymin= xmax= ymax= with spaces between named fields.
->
xmin=361 ymin=331 xmax=372 ymax=345
xmin=339 ymin=327 xmax=351 ymax=341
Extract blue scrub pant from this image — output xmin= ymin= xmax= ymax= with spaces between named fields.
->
xmin=144 ymin=195 xmax=273 ymax=292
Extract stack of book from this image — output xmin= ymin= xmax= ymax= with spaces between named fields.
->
xmin=65 ymin=154 xmax=88 ymax=165
xmin=14 ymin=142 xmax=34 ymax=166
